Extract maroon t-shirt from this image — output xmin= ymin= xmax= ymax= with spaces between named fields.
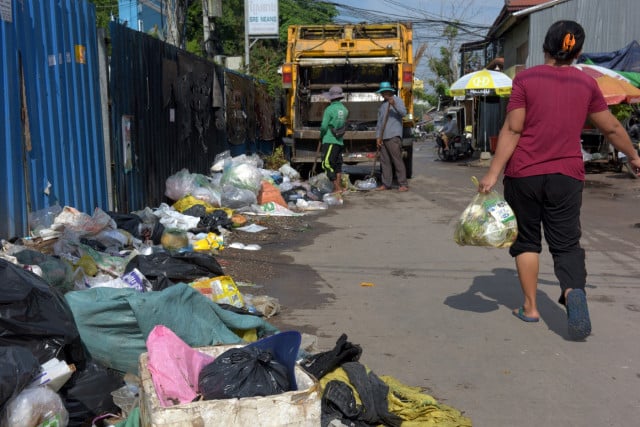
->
xmin=505 ymin=65 xmax=608 ymax=181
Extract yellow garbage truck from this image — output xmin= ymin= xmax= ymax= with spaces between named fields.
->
xmin=280 ymin=23 xmax=415 ymax=177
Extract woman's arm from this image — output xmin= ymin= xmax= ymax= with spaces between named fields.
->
xmin=478 ymin=107 xmax=525 ymax=192
xmin=589 ymin=110 xmax=640 ymax=176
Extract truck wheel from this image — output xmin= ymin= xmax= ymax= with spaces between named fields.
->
xmin=403 ymin=146 xmax=413 ymax=179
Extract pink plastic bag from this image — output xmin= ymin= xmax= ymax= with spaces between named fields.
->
xmin=146 ymin=325 xmax=215 ymax=407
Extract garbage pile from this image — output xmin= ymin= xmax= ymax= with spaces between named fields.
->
xmin=0 ymin=152 xmax=471 ymax=426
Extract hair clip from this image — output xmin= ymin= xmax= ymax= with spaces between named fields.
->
xmin=562 ymin=33 xmax=576 ymax=52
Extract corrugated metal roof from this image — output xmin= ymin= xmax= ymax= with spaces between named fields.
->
xmin=0 ymin=0 xmax=107 ymax=239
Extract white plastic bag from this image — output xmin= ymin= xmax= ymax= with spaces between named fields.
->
xmin=210 ymin=150 xmax=232 ymax=173
xmin=308 ymin=172 xmax=334 ymax=194
xmin=165 ymin=169 xmax=196 ymax=201
xmin=354 ymin=177 xmax=377 ymax=190
xmin=279 ymin=162 xmax=301 ymax=180
xmin=221 ymin=185 xmax=258 ymax=209
xmin=454 ymin=177 xmax=518 ymax=248
xmin=220 ymin=162 xmax=263 ymax=194
xmin=3 ymin=386 xmax=69 ymax=427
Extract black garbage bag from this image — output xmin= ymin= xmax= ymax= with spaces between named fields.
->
xmin=124 ymin=251 xmax=224 ymax=291
xmin=321 ymin=380 xmax=361 ymax=427
xmin=79 ymin=237 xmax=107 ymax=252
xmin=107 ymin=212 xmax=142 ymax=237
xmin=108 ymin=211 xmax=165 ymax=244
xmin=0 ymin=346 xmax=41 ymax=414
xmin=320 ymin=363 xmax=402 ymax=427
xmin=182 ymin=204 xmax=207 ymax=218
xmin=190 ymin=210 xmax=234 ymax=234
xmin=0 ymin=259 xmax=86 ymax=367
xmin=59 ymin=361 xmax=124 ymax=427
xmin=300 ymin=334 xmax=362 ymax=380
xmin=198 ymin=346 xmax=290 ymax=400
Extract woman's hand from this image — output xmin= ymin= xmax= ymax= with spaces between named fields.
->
xmin=629 ymin=157 xmax=640 ymax=177
xmin=478 ymin=173 xmax=498 ymax=193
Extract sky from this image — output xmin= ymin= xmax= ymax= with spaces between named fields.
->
xmin=330 ymin=0 xmax=506 ymax=80
xmin=333 ymin=0 xmax=504 ymax=26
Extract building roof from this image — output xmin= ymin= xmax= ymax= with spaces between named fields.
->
xmin=487 ymin=0 xmax=568 ymax=40
xmin=507 ymin=0 xmax=550 ymax=7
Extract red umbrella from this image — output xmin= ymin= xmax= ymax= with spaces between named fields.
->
xmin=573 ymin=63 xmax=627 ymax=80
xmin=594 ymin=75 xmax=640 ymax=105
xmin=573 ymin=64 xmax=640 ymax=104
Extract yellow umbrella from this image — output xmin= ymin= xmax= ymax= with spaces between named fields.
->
xmin=450 ymin=69 xmax=512 ymax=153
xmin=449 ymin=69 xmax=512 ymax=97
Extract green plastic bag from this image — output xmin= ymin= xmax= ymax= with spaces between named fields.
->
xmin=454 ymin=177 xmax=518 ymax=248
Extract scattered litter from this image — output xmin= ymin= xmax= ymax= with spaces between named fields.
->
xmin=29 ymin=358 xmax=76 ymax=392
xmin=228 ymin=242 xmax=262 ymax=251
xmin=354 ymin=177 xmax=377 ymax=190
xmin=244 ymin=294 xmax=281 ymax=318
xmin=192 ymin=232 xmax=225 ymax=251
xmin=247 ymin=202 xmax=304 ymax=216
xmin=235 ymin=281 xmax=264 ymax=289
xmin=236 ymin=223 xmax=268 ymax=233
xmin=295 ymin=199 xmax=328 ymax=211
xmin=360 ymin=282 xmax=375 ymax=287
xmin=191 ymin=275 xmax=245 ymax=308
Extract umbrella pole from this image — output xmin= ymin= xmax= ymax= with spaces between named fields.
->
xmin=480 ymin=96 xmax=491 ymax=160
xmin=484 ymin=95 xmax=487 ymax=152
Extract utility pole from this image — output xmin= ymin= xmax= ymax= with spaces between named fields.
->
xmin=202 ymin=0 xmax=222 ymax=59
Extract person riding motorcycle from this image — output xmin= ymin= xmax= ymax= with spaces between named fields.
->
xmin=440 ymin=115 xmax=458 ymax=152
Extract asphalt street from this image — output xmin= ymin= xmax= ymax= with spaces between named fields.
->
xmin=277 ymin=138 xmax=640 ymax=426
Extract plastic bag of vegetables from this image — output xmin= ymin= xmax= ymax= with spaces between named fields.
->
xmin=454 ymin=177 xmax=518 ymax=248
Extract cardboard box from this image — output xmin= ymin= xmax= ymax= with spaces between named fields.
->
xmin=139 ymin=344 xmax=321 ymax=426
xmin=29 ymin=358 xmax=76 ymax=392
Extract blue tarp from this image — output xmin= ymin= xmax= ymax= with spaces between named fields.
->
xmin=65 ymin=284 xmax=279 ymax=374
xmin=579 ymin=40 xmax=640 ymax=87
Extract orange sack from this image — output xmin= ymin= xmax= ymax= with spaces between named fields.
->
xmin=257 ymin=181 xmax=287 ymax=207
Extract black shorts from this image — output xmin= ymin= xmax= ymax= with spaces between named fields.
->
xmin=504 ymin=174 xmax=583 ymax=257
xmin=321 ymin=143 xmax=343 ymax=181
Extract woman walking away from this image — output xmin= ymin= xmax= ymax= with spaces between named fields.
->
xmin=478 ymin=20 xmax=640 ymax=340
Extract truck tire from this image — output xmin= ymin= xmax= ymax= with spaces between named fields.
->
xmin=403 ymin=145 xmax=413 ymax=179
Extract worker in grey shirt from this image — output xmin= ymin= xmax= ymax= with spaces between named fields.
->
xmin=375 ymin=81 xmax=409 ymax=192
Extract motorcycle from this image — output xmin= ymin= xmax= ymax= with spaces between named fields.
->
xmin=436 ymin=132 xmax=474 ymax=161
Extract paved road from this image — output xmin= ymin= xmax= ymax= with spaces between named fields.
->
xmin=278 ymin=138 xmax=640 ymax=426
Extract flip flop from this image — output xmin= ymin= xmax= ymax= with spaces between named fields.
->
xmin=512 ymin=307 xmax=539 ymax=323
xmin=566 ymin=289 xmax=591 ymax=340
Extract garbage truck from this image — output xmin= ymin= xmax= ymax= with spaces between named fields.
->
xmin=280 ymin=22 xmax=415 ymax=177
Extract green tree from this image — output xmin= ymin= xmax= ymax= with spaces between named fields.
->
xmin=427 ymin=24 xmax=459 ymax=99
xmin=87 ymin=0 xmax=118 ymax=29
xmin=412 ymin=88 xmax=434 ymax=122
xmin=185 ymin=0 xmax=337 ymax=93
xmin=89 ymin=0 xmax=337 ymax=94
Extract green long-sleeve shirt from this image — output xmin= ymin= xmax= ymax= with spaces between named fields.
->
xmin=320 ymin=101 xmax=349 ymax=146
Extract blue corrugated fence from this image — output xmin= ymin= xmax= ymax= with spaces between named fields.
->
xmin=0 ymin=0 xmax=107 ymax=239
